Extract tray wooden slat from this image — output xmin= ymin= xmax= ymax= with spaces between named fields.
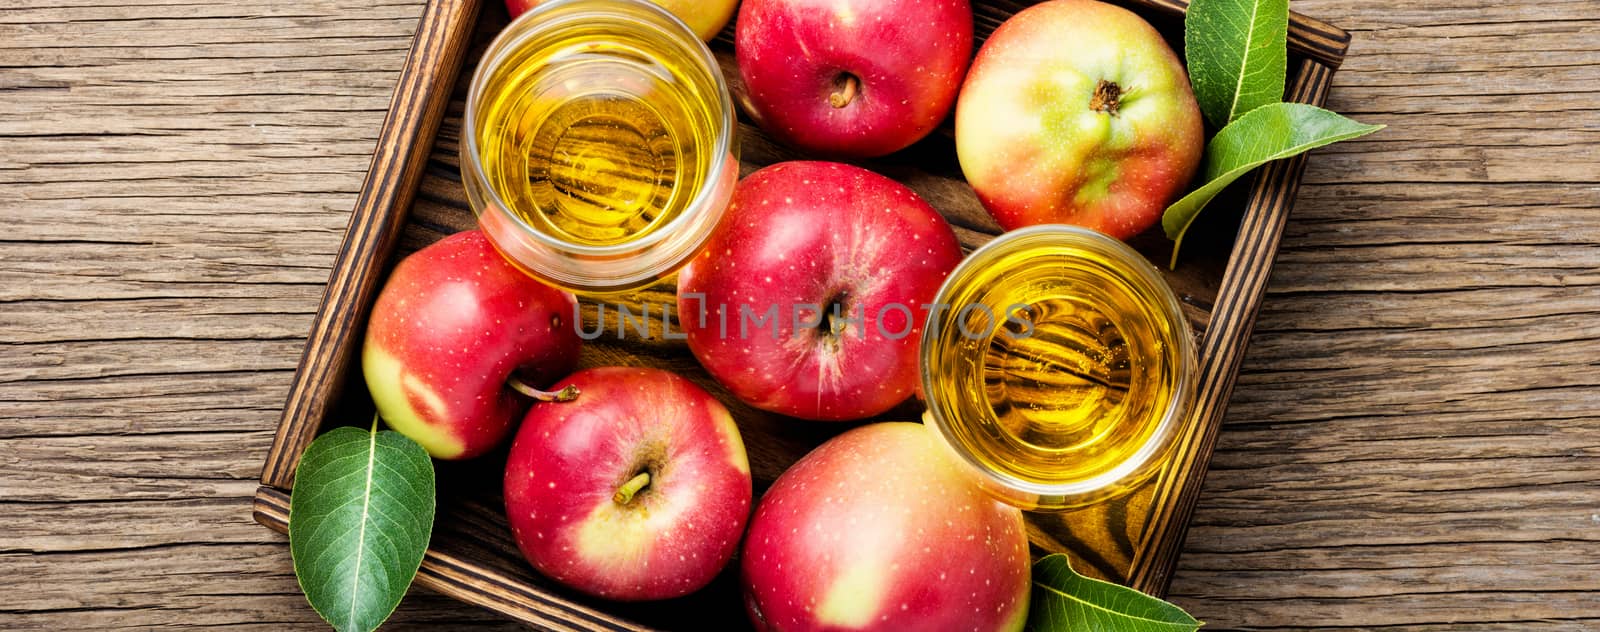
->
xmin=254 ymin=487 xmax=647 ymax=632
xmin=254 ymin=0 xmax=1350 ymax=627
xmin=261 ymin=0 xmax=484 ymax=489
xmin=1129 ymin=58 xmax=1336 ymax=594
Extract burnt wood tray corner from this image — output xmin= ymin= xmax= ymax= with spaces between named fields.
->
xmin=252 ymin=0 xmax=1350 ymax=628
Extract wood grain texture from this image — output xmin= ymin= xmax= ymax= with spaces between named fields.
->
xmin=251 ymin=2 xmax=1316 ymax=626
xmin=1130 ymin=58 xmax=1336 ymax=595
xmin=2 ymin=1 xmax=1596 ymax=631
xmin=261 ymin=0 xmax=482 ymax=489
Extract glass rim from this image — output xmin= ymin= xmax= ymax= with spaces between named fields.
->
xmin=460 ymin=0 xmax=735 ymax=257
xmin=918 ymin=224 xmax=1198 ymax=507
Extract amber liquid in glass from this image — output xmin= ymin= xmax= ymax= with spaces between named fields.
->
xmin=474 ymin=18 xmax=721 ymax=246
xmin=925 ymin=243 xmax=1186 ymax=489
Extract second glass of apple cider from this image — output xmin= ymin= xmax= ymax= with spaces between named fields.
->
xmin=462 ymin=0 xmax=737 ymax=293
xmin=921 ymin=225 xmax=1197 ymax=511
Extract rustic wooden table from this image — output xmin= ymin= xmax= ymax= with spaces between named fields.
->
xmin=4 ymin=0 xmax=1597 ymax=629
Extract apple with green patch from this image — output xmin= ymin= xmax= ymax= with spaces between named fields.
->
xmin=504 ymin=367 xmax=753 ymax=601
xmin=362 ymin=229 xmax=582 ymax=460
xmin=955 ymin=0 xmax=1203 ymax=240
xmin=741 ymin=422 xmax=1031 ymax=630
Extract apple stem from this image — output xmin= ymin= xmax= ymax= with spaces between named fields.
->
xmin=822 ymin=293 xmax=851 ymax=337
xmin=827 ymin=311 xmax=848 ymax=336
xmin=613 ymin=471 xmax=651 ymax=505
xmin=829 ymin=73 xmax=860 ymax=108
xmin=506 ymin=377 xmax=580 ymax=403
xmin=1090 ymin=79 xmax=1122 ymax=116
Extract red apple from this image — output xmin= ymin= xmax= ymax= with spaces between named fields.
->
xmin=362 ymin=230 xmax=582 ymax=460
xmin=955 ymin=0 xmax=1203 ymax=240
xmin=742 ymin=422 xmax=1030 ymax=631
xmin=676 ymin=161 xmax=962 ymax=421
xmin=736 ymin=0 xmax=973 ymax=157
xmin=505 ymin=0 xmax=736 ymax=42
xmin=503 ymin=367 xmax=752 ymax=601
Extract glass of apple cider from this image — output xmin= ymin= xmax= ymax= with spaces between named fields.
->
xmin=462 ymin=0 xmax=738 ymax=294
xmin=920 ymin=225 xmax=1197 ymax=511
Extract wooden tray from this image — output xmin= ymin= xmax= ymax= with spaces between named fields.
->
xmin=252 ymin=0 xmax=1349 ymax=628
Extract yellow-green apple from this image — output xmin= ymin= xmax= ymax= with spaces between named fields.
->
xmin=736 ymin=0 xmax=973 ymax=157
xmin=741 ymin=422 xmax=1030 ymax=630
xmin=955 ymin=0 xmax=1203 ymax=240
xmin=503 ymin=367 xmax=752 ymax=601
xmin=676 ymin=161 xmax=962 ymax=421
xmin=504 ymin=0 xmax=736 ymax=42
xmin=362 ymin=230 xmax=581 ymax=460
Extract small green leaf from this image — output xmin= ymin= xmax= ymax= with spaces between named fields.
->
xmin=1186 ymin=0 xmax=1289 ymax=127
xmin=1026 ymin=554 xmax=1200 ymax=632
xmin=290 ymin=424 xmax=435 ymax=632
xmin=1163 ymin=102 xmax=1384 ymax=267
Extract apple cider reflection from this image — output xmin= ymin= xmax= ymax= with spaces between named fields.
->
xmin=929 ymin=244 xmax=1183 ymax=490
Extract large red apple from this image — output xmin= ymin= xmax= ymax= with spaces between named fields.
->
xmin=362 ymin=230 xmax=582 ymax=460
xmin=955 ymin=0 xmax=1203 ymax=240
xmin=676 ymin=161 xmax=963 ymax=421
xmin=742 ymin=422 xmax=1030 ymax=631
xmin=503 ymin=367 xmax=752 ymax=601
xmin=736 ymin=0 xmax=973 ymax=157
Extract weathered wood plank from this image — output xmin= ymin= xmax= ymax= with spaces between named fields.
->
xmin=1 ymin=0 xmax=1597 ymax=629
xmin=0 ymin=2 xmax=497 ymax=628
xmin=1 ymin=544 xmax=520 ymax=630
xmin=1150 ymin=0 xmax=1600 ymax=620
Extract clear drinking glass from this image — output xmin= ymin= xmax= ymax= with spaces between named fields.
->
xmin=462 ymin=0 xmax=738 ymax=294
xmin=920 ymin=225 xmax=1197 ymax=510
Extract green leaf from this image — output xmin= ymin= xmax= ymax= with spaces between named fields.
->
xmin=290 ymin=424 xmax=435 ymax=632
xmin=1186 ymin=0 xmax=1289 ymax=127
xmin=1162 ymin=102 xmax=1384 ymax=267
xmin=1026 ymin=554 xmax=1200 ymax=632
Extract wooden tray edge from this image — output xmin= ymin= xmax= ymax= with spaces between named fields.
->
xmin=1128 ymin=57 xmax=1338 ymax=595
xmin=249 ymin=0 xmax=1356 ymax=625
xmin=260 ymin=0 xmax=485 ymax=489
xmin=254 ymin=485 xmax=652 ymax=632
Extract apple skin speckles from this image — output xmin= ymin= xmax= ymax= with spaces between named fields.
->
xmin=504 ymin=367 xmax=753 ymax=601
xmin=362 ymin=229 xmax=582 ymax=460
xmin=677 ymin=161 xmax=963 ymax=422
xmin=736 ymin=0 xmax=973 ymax=157
xmin=955 ymin=0 xmax=1203 ymax=241
xmin=741 ymin=422 xmax=1030 ymax=631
